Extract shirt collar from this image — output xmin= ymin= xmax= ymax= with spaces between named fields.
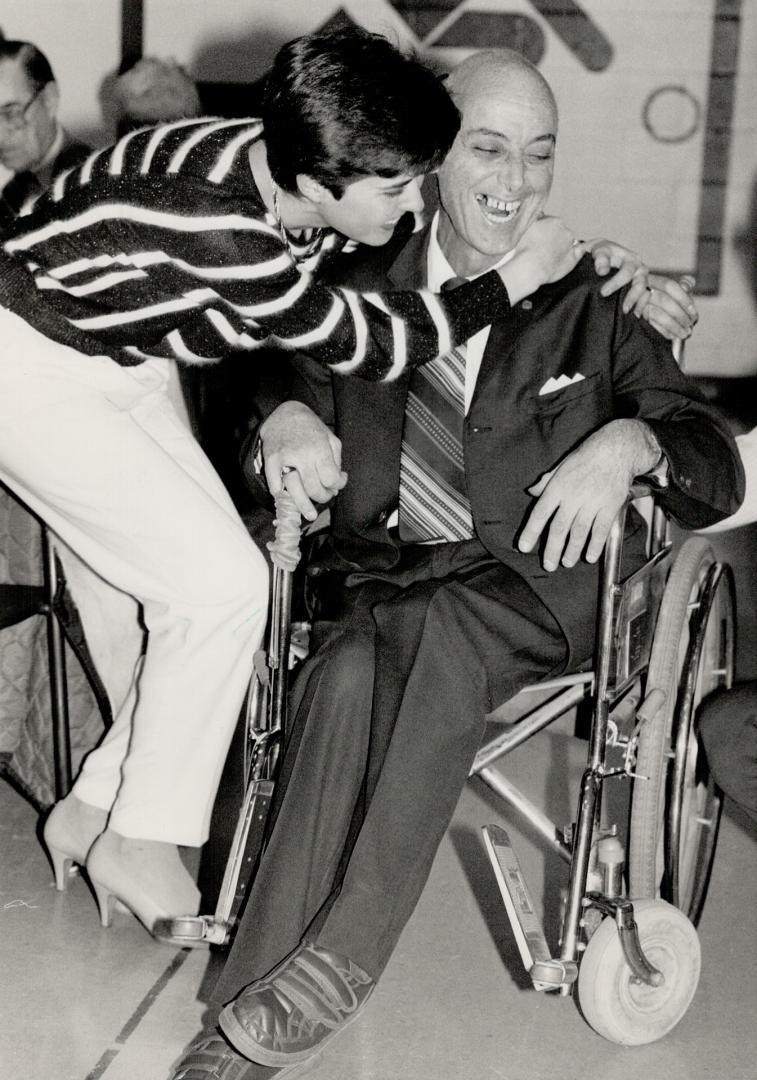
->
xmin=426 ymin=210 xmax=515 ymax=291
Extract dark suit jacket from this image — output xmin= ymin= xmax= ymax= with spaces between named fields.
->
xmin=284 ymin=221 xmax=744 ymax=666
xmin=0 ymin=133 xmax=90 ymax=224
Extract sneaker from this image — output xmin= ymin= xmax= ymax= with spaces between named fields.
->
xmin=220 ymin=944 xmax=375 ymax=1066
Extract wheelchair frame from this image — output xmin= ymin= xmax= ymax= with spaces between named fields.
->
xmin=475 ymin=495 xmax=734 ymax=1044
xmin=158 ymin=489 xmax=734 ymax=1046
xmin=155 ymin=490 xmax=302 ymax=948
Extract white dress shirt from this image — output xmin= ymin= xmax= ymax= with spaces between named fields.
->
xmin=426 ymin=211 xmax=515 ymax=414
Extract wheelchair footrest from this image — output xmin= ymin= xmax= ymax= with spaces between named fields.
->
xmin=152 ymin=914 xmax=231 ymax=948
xmin=482 ymin=824 xmax=577 ymax=991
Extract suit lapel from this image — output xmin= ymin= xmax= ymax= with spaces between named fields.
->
xmin=473 ymin=274 xmax=573 ymax=406
xmin=471 ymin=289 xmax=544 ymax=410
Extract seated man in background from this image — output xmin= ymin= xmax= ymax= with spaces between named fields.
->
xmin=0 ymin=39 xmax=89 ymax=221
xmin=169 ymin=48 xmax=739 ymax=1080
xmin=695 ymin=428 xmax=757 ymax=825
xmin=109 ymin=55 xmax=201 ymax=135
xmin=698 ymin=682 xmax=757 ymax=824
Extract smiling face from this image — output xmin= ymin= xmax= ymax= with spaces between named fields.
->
xmin=436 ymin=55 xmax=557 ymax=277
xmin=316 ymin=172 xmax=425 ymax=246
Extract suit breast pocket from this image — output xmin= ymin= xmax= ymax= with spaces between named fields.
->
xmin=529 ymin=370 xmax=603 ymax=417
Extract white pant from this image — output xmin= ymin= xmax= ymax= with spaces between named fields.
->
xmin=0 ymin=307 xmax=269 ymax=845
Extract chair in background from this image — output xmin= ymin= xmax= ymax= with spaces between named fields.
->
xmin=0 ymin=521 xmax=70 ymax=797
xmin=0 ymin=485 xmax=110 ymax=808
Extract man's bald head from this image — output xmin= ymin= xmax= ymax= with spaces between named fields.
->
xmin=435 ymin=48 xmax=559 ymax=277
xmin=445 ymin=48 xmax=557 ymax=130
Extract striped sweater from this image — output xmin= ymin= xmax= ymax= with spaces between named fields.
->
xmin=1 ymin=119 xmax=509 ymax=380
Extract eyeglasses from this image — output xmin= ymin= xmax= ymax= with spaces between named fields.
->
xmin=0 ymin=85 xmax=44 ymax=132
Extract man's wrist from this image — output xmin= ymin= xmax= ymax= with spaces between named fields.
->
xmin=638 ymin=452 xmax=669 ymax=490
xmin=631 ymin=421 xmax=668 ymax=488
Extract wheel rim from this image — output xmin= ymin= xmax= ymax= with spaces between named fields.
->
xmin=619 ymin=936 xmax=690 ymax=1015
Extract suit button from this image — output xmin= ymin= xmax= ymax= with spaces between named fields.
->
xmin=378 ymin=510 xmax=388 ymax=522
xmin=521 ymin=300 xmax=533 ymax=310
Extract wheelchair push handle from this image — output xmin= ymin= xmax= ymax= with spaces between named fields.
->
xmin=268 ymin=488 xmax=303 ymax=572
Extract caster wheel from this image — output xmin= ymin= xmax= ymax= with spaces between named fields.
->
xmin=578 ymin=899 xmax=701 ymax=1045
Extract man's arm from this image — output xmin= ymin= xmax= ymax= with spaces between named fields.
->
xmin=517 ymin=419 xmax=663 ymax=571
xmin=517 ymin=310 xmax=743 ymax=571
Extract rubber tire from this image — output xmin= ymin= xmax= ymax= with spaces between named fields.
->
xmin=578 ymin=898 xmax=701 ymax=1045
xmin=628 ymin=538 xmax=716 ymax=904
xmin=666 ymin=564 xmax=733 ymax=921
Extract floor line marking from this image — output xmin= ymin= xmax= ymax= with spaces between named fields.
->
xmin=83 ymin=948 xmax=191 ymax=1079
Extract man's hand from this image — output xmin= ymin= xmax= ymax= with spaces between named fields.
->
xmin=634 ymin=274 xmax=698 ymax=343
xmin=517 ymin=420 xmax=662 ymax=571
xmin=260 ymin=401 xmax=347 ymax=521
xmin=499 ymin=215 xmax=585 ymax=303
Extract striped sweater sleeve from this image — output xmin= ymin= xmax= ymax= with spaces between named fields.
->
xmin=107 ymin=204 xmax=508 ymax=380
xmin=2 ymin=120 xmax=511 ymax=380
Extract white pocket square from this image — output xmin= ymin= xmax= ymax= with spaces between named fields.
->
xmin=538 ymin=372 xmax=586 ymax=396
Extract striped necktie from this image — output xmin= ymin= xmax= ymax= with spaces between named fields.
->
xmin=398 ymin=277 xmax=474 ymax=543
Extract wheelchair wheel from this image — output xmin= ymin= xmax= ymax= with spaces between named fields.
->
xmin=668 ymin=561 xmax=733 ymax=919
xmin=578 ymin=899 xmax=701 ymax=1045
xmin=629 ymin=538 xmax=733 ymax=921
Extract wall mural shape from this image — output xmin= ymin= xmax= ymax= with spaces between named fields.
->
xmin=388 ymin=0 xmax=612 ymax=70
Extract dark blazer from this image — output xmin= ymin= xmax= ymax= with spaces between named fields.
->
xmin=287 ymin=221 xmax=744 ymax=665
xmin=0 ymin=133 xmax=90 ymax=224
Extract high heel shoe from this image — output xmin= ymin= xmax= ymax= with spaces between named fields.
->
xmin=86 ymin=829 xmax=200 ymax=937
xmin=43 ymin=794 xmax=109 ymax=891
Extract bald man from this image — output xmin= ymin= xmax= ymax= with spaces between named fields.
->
xmin=169 ymin=48 xmax=740 ymax=1080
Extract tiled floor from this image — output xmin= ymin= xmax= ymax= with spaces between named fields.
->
xmin=1 ymin=527 xmax=756 ymax=1080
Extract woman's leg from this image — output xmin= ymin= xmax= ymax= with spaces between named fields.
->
xmin=0 ymin=308 xmax=269 ymax=845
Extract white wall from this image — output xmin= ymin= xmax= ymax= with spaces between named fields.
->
xmin=1 ymin=0 xmax=755 ymax=377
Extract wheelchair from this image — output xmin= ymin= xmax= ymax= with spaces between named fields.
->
xmin=157 ymin=485 xmax=734 ymax=1048
xmin=475 ymin=493 xmax=734 ymax=1045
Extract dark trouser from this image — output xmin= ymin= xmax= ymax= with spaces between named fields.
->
xmin=699 ymin=680 xmax=757 ymax=822
xmin=212 ymin=538 xmax=566 ymax=1003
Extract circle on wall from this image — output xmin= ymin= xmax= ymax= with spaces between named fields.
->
xmin=643 ymin=85 xmax=701 ymax=143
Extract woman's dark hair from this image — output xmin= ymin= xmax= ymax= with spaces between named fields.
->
xmin=0 ymin=40 xmax=55 ymax=92
xmin=263 ymin=26 xmax=459 ymax=197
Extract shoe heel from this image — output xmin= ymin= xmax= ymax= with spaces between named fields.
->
xmin=90 ymin=878 xmax=117 ymax=928
xmin=46 ymin=842 xmax=75 ymax=892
